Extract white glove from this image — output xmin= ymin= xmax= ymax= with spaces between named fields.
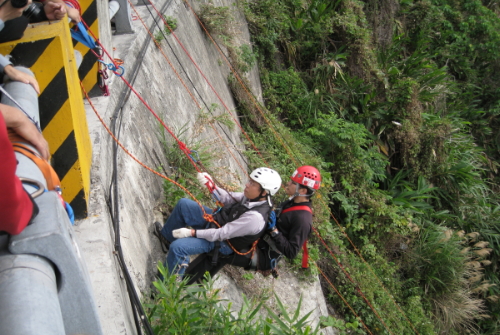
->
xmin=172 ymin=228 xmax=192 ymax=239
xmin=197 ymin=172 xmax=213 ymax=188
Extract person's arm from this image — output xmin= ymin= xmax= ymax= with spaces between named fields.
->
xmin=0 ymin=112 xmax=35 ymax=235
xmin=195 ymin=210 xmax=265 ymax=242
xmin=272 ymin=212 xmax=311 ymax=259
xmin=0 ymin=54 xmax=13 ymax=72
xmin=65 ymin=6 xmax=80 ymax=22
xmin=1 ymin=103 xmax=49 ymax=160
xmin=196 ymin=172 xmax=244 ymax=205
xmin=3 ymin=65 xmax=40 ymax=94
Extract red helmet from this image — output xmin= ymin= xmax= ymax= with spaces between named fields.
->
xmin=291 ymin=166 xmax=321 ymax=190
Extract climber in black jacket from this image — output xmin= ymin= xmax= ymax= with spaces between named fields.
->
xmin=268 ymin=166 xmax=321 ymax=261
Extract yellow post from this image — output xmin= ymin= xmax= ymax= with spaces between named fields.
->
xmin=0 ymin=20 xmax=92 ymax=218
xmin=75 ymin=0 xmax=101 ymax=94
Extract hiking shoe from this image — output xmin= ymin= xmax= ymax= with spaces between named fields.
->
xmin=153 ymin=221 xmax=170 ymax=251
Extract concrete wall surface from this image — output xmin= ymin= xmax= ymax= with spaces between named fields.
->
xmin=74 ymin=0 xmax=334 ymax=334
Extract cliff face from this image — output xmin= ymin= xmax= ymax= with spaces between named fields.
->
xmin=75 ymin=0 xmax=334 ymax=333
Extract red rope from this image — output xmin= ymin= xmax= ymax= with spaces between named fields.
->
xmin=127 ymin=0 xmax=249 ymax=178
xmin=140 ymin=0 xmax=268 ymax=167
xmin=312 ymin=227 xmax=395 ymax=335
xmin=81 ymin=19 xmax=201 ymax=173
xmin=318 ymin=267 xmax=374 ymax=335
xmin=64 ymin=0 xmax=81 ymax=14
xmin=80 ymin=81 xmax=207 ymax=213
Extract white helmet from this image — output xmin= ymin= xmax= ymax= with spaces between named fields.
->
xmin=250 ymin=167 xmax=282 ymax=196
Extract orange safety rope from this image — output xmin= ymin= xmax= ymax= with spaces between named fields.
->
xmin=138 ymin=0 xmax=269 ymax=167
xmin=321 ymin=205 xmax=420 ymax=335
xmin=313 ymin=227 xmax=394 ymax=335
xmin=181 ymin=2 xmax=420 ymax=334
xmin=317 ymin=266 xmax=374 ymax=335
xmin=81 ymin=19 xmax=201 ymax=174
xmin=128 ymin=3 xmax=248 ymax=179
xmin=128 ymin=5 xmax=394 ymax=331
xmin=81 ymin=82 xmax=255 ymax=257
xmin=179 ymin=0 xmax=297 ymax=167
xmin=80 ymin=82 xmax=207 ymax=213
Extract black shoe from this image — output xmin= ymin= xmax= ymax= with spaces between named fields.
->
xmin=153 ymin=221 xmax=170 ymax=252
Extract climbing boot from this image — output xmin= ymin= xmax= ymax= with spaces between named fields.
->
xmin=153 ymin=221 xmax=170 ymax=252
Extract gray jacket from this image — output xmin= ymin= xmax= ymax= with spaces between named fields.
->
xmin=196 ymin=187 xmax=267 ymax=242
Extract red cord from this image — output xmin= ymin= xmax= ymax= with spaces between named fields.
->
xmin=64 ymin=0 xmax=81 ymax=15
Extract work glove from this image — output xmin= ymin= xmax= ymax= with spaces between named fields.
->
xmin=172 ymin=228 xmax=192 ymax=239
xmin=197 ymin=172 xmax=216 ymax=192
xmin=267 ymin=211 xmax=277 ymax=231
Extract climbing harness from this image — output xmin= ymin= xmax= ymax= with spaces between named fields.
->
xmin=281 ymin=205 xmax=312 ymax=269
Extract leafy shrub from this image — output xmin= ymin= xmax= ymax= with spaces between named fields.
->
xmin=163 ymin=15 xmax=177 ymax=35
xmin=198 ymin=3 xmax=233 ymax=36
xmin=146 ymin=264 xmax=321 ymax=335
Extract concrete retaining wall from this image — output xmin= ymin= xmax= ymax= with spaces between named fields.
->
xmin=75 ymin=0 xmax=334 ymax=334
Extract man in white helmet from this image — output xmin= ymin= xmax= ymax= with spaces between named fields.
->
xmin=154 ymin=167 xmax=282 ymax=277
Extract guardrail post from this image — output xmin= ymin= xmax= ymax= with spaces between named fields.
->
xmin=114 ymin=0 xmax=134 ymax=34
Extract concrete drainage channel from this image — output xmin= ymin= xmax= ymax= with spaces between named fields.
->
xmin=75 ymin=0 xmax=335 ymax=334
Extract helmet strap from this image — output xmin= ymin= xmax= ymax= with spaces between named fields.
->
xmin=292 ymin=183 xmax=301 ymax=198
xmin=292 ymin=184 xmax=314 ymax=201
xmin=249 ymin=189 xmax=268 ymax=202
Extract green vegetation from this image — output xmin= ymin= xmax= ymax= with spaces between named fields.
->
xmin=155 ymin=15 xmax=178 ymax=44
xmin=146 ymin=264 xmax=320 ymax=334
xmin=230 ymin=0 xmax=499 ymax=334
xmin=152 ymin=0 xmax=500 ymax=334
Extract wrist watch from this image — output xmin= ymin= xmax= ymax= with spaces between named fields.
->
xmin=270 ymin=229 xmax=279 ymax=238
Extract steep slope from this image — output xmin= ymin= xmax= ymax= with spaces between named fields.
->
xmin=75 ymin=0 xmax=334 ymax=333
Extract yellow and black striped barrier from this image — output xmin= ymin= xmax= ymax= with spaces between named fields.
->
xmin=75 ymin=0 xmax=101 ymax=95
xmin=0 ymin=19 xmax=92 ymax=218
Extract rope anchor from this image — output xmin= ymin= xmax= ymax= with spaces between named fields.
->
xmin=98 ymin=60 xmax=125 ymax=77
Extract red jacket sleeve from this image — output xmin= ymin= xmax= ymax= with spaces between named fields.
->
xmin=0 ymin=112 xmax=33 ymax=235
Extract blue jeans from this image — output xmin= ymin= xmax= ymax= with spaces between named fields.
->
xmin=161 ymin=198 xmax=232 ymax=276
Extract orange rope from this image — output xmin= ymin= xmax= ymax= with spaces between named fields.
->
xmin=80 ymin=82 xmax=207 ymax=214
xmin=313 ymin=227 xmax=394 ymax=335
xmin=81 ymin=82 xmax=255 ymax=257
xmin=318 ymin=267 xmax=374 ymax=335
xmin=128 ymin=2 xmax=248 ymax=179
xmin=140 ymin=0 xmax=269 ymax=167
xmin=180 ymin=2 xmax=421 ymax=333
xmin=320 ymin=205 xmax=420 ymax=335
xmin=178 ymin=0 xmax=297 ymax=167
